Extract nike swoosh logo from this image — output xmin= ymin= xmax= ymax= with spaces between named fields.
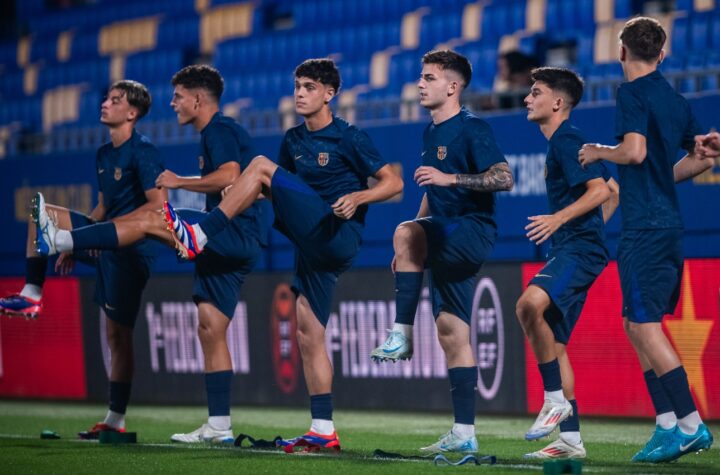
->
xmin=105 ymin=303 xmax=116 ymax=311
xmin=383 ymin=345 xmax=403 ymax=353
xmin=534 ymin=273 xmax=552 ymax=278
xmin=421 ymin=151 xmax=426 ymax=156
xmin=98 ymin=169 xmax=105 ymax=174
xmin=295 ymin=155 xmax=302 ymax=160
xmin=679 ymin=436 xmax=703 ymax=452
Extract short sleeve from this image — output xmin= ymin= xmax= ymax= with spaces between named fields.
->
xmin=136 ymin=144 xmax=164 ymax=191
xmin=277 ymin=134 xmax=295 ymax=172
xmin=342 ymin=128 xmax=386 ymax=178
xmin=468 ymin=120 xmax=506 ymax=172
xmin=554 ymin=135 xmax=603 ymax=188
xmin=205 ymin=124 xmax=255 ymax=170
xmin=615 ymin=84 xmax=647 ymax=140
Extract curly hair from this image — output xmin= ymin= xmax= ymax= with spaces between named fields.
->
xmin=294 ymin=58 xmax=341 ymax=92
xmin=171 ymin=64 xmax=224 ymax=101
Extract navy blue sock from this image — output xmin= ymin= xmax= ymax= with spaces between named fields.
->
xmin=205 ymin=370 xmax=232 ymax=416
xmin=108 ymin=381 xmax=132 ymax=415
xmin=26 ymin=256 xmax=47 ymax=288
xmin=658 ymin=367 xmax=697 ymax=419
xmin=449 ymin=367 xmax=477 ymax=424
xmin=538 ymin=359 xmax=562 ymax=392
xmin=559 ymin=399 xmax=579 ymax=432
xmin=199 ymin=207 xmax=230 ymax=238
xmin=310 ymin=393 xmax=333 ymax=420
xmin=71 ymin=222 xmax=119 ymax=250
xmin=643 ymin=369 xmax=674 ymax=415
xmin=394 ymin=272 xmax=424 ymax=325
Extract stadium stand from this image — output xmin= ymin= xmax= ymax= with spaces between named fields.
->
xmin=0 ymin=0 xmax=718 ymax=155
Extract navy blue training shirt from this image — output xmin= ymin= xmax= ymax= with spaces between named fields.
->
xmin=97 ymin=129 xmax=164 ymax=219
xmin=422 ymin=107 xmax=506 ymax=220
xmin=546 ymin=120 xmax=608 ymax=252
xmin=278 ymin=116 xmax=387 ymax=225
xmin=614 ymin=70 xmax=702 ymax=230
xmin=199 ymin=112 xmax=267 ymax=245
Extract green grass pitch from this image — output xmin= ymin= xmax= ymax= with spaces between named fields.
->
xmin=0 ymin=401 xmax=717 ymax=474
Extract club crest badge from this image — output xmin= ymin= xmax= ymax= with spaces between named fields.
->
xmin=437 ymin=146 xmax=447 ymax=160
xmin=318 ymin=152 xmax=329 ymax=166
xmin=198 ymin=155 xmax=205 ymax=170
xmin=114 ymin=167 xmax=122 ymax=181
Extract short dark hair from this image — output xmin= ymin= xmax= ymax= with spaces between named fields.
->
xmin=171 ymin=64 xmax=224 ymax=101
xmin=422 ymin=49 xmax=472 ymax=88
xmin=620 ymin=17 xmax=666 ymax=62
xmin=530 ymin=67 xmax=584 ymax=108
xmin=294 ymin=58 xmax=341 ymax=92
xmin=110 ymin=80 xmax=151 ymax=119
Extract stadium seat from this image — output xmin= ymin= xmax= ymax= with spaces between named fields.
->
xmin=671 ymin=16 xmax=690 ymax=56
xmin=690 ymin=12 xmax=711 ymax=51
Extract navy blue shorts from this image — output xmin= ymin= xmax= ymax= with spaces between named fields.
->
xmin=529 ymin=247 xmax=608 ymax=344
xmin=416 ymin=215 xmax=495 ymax=324
xmin=618 ymin=228 xmax=683 ymax=323
xmin=271 ymin=167 xmax=362 ymax=326
xmin=70 ymin=211 xmax=153 ymax=328
xmin=177 ymin=209 xmax=260 ymax=320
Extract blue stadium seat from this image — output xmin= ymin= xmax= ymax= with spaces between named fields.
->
xmin=711 ymin=13 xmax=720 ymax=49
xmin=671 ymin=16 xmax=690 ymax=56
xmin=701 ymin=51 xmax=720 ymax=91
xmin=614 ymin=0 xmax=633 ymax=18
xmin=690 ymin=13 xmax=711 ymax=51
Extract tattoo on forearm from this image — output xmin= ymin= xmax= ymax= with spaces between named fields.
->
xmin=454 ymin=163 xmax=514 ymax=192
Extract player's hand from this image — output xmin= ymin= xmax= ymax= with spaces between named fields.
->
xmin=414 ymin=166 xmax=454 ymax=187
xmin=332 ymin=193 xmax=360 ymax=219
xmin=578 ymin=144 xmax=604 ymax=167
xmin=155 ymin=170 xmax=181 ymax=189
xmin=55 ymin=251 xmax=76 ymax=275
xmin=694 ymin=132 xmax=720 ymax=158
xmin=526 ymin=214 xmax=563 ymax=245
xmin=221 ymin=183 xmax=233 ymax=199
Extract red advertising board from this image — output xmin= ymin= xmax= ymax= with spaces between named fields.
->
xmin=0 ymin=277 xmax=86 ymax=399
xmin=523 ymin=259 xmax=720 ymax=419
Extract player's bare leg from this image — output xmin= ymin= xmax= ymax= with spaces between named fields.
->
xmin=371 ymin=222 xmax=426 ymax=362
xmin=517 ymin=287 xmax=572 ymax=440
xmin=217 ymin=156 xmax=276 ymax=220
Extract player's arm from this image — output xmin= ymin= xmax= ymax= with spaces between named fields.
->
xmin=602 ymin=177 xmax=620 ymax=224
xmin=112 ymin=187 xmax=167 ymax=223
xmin=695 ymin=131 xmax=720 ymax=158
xmin=155 ymin=162 xmax=240 ymax=193
xmin=89 ymin=192 xmax=106 ymax=222
xmin=414 ymin=162 xmax=514 ymax=192
xmin=332 ymin=163 xmax=403 ymax=219
xmin=673 ymin=150 xmax=714 ymax=183
xmin=579 ymin=132 xmax=646 ymax=167
xmin=526 ymin=177 xmax=610 ymax=245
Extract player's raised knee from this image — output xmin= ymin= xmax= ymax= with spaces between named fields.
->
xmin=393 ymin=222 xmax=424 ymax=253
